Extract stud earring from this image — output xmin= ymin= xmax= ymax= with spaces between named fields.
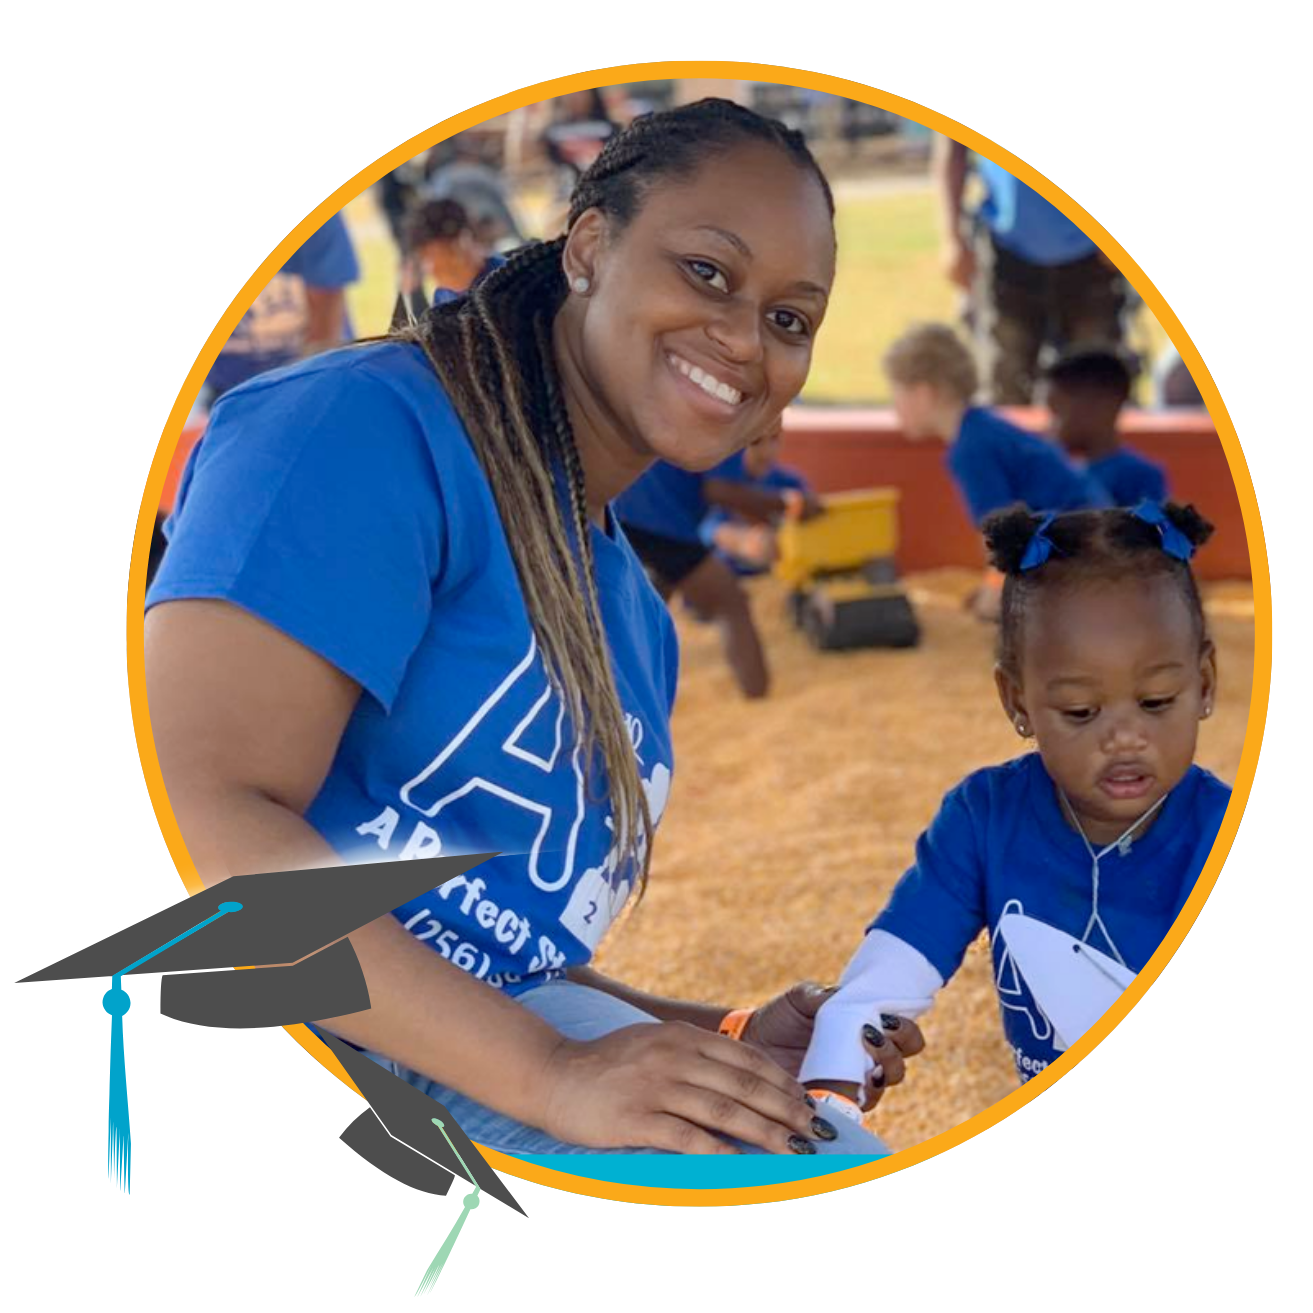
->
xmin=572 ymin=275 xmax=591 ymax=295
xmin=1015 ymin=719 xmax=1030 ymax=737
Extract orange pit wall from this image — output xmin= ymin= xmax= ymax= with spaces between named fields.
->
xmin=162 ymin=407 xmax=1249 ymax=582
xmin=778 ymin=407 xmax=1249 ymax=581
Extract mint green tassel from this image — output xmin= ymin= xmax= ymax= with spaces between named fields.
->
xmin=104 ymin=976 xmax=131 ymax=1192
xmin=415 ymin=1118 xmax=481 ymax=1295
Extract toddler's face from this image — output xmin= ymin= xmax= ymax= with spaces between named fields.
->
xmin=998 ymin=575 xmax=1216 ymax=845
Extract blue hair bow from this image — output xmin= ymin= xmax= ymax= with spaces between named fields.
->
xmin=1019 ymin=513 xmax=1058 ymax=571
xmin=1131 ymin=501 xmax=1195 ymax=561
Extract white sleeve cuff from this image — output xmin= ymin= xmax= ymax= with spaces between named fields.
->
xmin=799 ymin=930 xmax=945 ymax=1087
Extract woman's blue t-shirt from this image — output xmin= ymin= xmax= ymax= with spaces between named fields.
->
xmin=148 ymin=341 xmax=678 ymax=995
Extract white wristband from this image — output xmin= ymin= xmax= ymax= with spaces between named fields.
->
xmin=812 ymin=1090 xmax=864 ymax=1124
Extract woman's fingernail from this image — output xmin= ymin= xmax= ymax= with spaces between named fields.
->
xmin=803 ymin=1093 xmax=817 ymax=1108
xmin=788 ymin=1135 xmax=817 ymax=1155
xmin=871 ymin=1063 xmax=885 ymax=1087
xmin=862 ymin=1024 xmax=885 ymax=1047
xmin=880 ymin=1014 xmax=902 ymax=1031
xmin=811 ymin=1117 xmax=838 ymax=1142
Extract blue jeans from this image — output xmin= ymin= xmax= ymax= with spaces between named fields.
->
xmin=370 ymin=980 xmax=889 ymax=1155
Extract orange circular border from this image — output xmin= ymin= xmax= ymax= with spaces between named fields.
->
xmin=126 ymin=60 xmax=1271 ymax=1208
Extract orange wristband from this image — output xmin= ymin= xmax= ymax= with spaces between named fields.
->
xmin=718 ymin=1007 xmax=754 ymax=1041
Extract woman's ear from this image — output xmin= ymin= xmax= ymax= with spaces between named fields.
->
xmin=562 ymin=207 xmax=607 ymax=294
xmin=994 ymin=664 xmax=1032 ymax=738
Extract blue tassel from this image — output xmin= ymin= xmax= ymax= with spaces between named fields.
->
xmin=104 ymin=976 xmax=132 ymax=1192
xmin=96 ymin=902 xmax=242 ymax=1193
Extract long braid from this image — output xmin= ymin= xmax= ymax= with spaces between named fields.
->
xmin=392 ymin=96 xmax=834 ymax=896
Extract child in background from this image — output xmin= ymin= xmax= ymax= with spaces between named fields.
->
xmin=393 ymin=199 xmax=504 ymax=325
xmin=699 ymin=422 xmax=815 ymax=576
xmin=153 ymin=215 xmax=360 ymax=587
xmin=884 ymin=324 xmax=1107 ymax=620
xmin=799 ymin=502 xmax=1228 ymax=1123
xmin=615 ymin=434 xmax=819 ymax=698
xmin=203 ymin=213 xmax=360 ymax=405
xmin=1044 ymin=345 xmax=1168 ymax=506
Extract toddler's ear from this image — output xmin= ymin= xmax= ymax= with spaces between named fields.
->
xmin=1198 ymin=639 xmax=1218 ymax=720
xmin=994 ymin=664 xmax=1032 ymax=738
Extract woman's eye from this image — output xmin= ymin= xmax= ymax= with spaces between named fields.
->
xmin=769 ymin=308 xmax=809 ymax=337
xmin=1061 ymin=707 xmax=1098 ymax=724
xmin=687 ymin=259 xmax=728 ymax=293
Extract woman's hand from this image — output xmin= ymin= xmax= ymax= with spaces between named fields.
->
xmin=538 ymin=1021 xmax=832 ymax=1155
xmin=741 ymin=981 xmax=835 ymax=1075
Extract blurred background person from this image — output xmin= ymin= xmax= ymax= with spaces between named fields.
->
xmin=1043 ymin=344 xmax=1168 ymax=505
xmin=393 ymin=198 xmax=504 ymax=324
xmin=1153 ymin=341 xmax=1206 ymax=408
xmin=202 ymin=212 xmax=360 ymax=406
xmin=151 ymin=213 xmax=359 ymax=586
xmin=422 ymin=130 xmax=525 ymax=253
xmin=936 ymin=137 xmax=1127 ymax=404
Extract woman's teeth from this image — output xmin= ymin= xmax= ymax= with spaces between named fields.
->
xmin=671 ymin=354 xmax=742 ymax=405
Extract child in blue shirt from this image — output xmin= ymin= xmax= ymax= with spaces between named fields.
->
xmin=698 ymin=421 xmax=814 ymax=576
xmin=615 ymin=430 xmax=819 ymax=698
xmin=883 ymin=324 xmax=1108 ymax=620
xmin=800 ymin=500 xmax=1228 ymax=1121
xmin=1044 ymin=345 xmax=1169 ymax=506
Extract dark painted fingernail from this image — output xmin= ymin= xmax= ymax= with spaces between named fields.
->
xmin=862 ymin=1024 xmax=885 ymax=1047
xmin=880 ymin=1014 xmax=902 ymax=1031
xmin=803 ymin=1093 xmax=817 ymax=1108
xmin=811 ymin=1117 xmax=838 ymax=1142
xmin=788 ymin=1135 xmax=817 ymax=1155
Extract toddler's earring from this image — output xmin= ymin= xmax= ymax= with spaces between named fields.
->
xmin=571 ymin=275 xmax=591 ymax=295
xmin=1202 ymin=702 xmax=1214 ymax=720
xmin=1014 ymin=718 xmax=1030 ymax=737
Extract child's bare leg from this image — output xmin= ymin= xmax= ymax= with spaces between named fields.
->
xmin=680 ymin=555 xmax=770 ymax=698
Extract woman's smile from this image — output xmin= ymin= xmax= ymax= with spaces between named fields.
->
xmin=665 ymin=349 xmax=749 ymax=414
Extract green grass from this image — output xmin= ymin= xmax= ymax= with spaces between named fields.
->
xmin=342 ymin=182 xmax=1168 ymax=404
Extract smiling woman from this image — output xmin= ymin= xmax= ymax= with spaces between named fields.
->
xmin=143 ymin=99 xmax=908 ymax=1159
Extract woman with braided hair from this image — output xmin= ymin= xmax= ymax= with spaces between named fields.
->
xmin=145 ymin=99 xmax=914 ymax=1155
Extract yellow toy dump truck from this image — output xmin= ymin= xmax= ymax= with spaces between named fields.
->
xmin=774 ymin=488 xmax=921 ymax=651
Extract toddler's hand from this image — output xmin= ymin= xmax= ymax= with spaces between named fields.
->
xmin=857 ymin=1015 xmax=927 ymax=1109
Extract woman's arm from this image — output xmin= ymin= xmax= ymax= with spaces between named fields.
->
xmin=146 ymin=598 xmax=822 ymax=1154
xmin=566 ymin=966 xmax=729 ymax=1029
xmin=146 ymin=599 xmax=574 ymax=1124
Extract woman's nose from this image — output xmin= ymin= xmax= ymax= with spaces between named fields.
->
xmin=705 ymin=300 xmax=763 ymax=364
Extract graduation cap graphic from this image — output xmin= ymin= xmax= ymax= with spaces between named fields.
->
xmin=15 ymin=850 xmax=525 ymax=1291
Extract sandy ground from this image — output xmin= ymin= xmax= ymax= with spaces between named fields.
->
xmin=594 ymin=569 xmax=1255 ymax=1151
